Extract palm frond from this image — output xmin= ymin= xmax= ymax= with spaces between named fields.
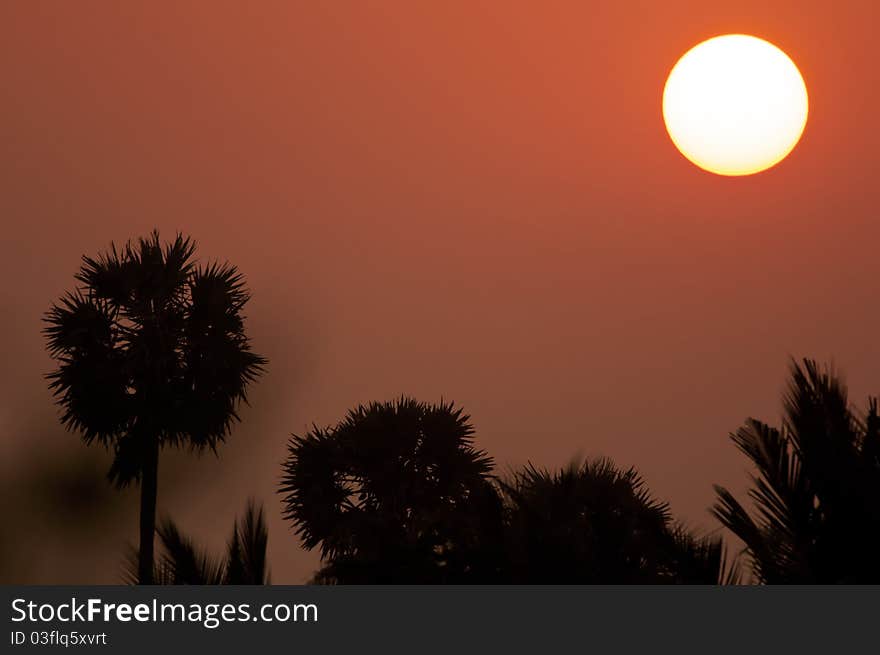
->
xmin=860 ymin=398 xmax=880 ymax=468
xmin=714 ymin=358 xmax=880 ymax=583
xmin=76 ymin=242 xmax=131 ymax=306
xmin=155 ymin=518 xmax=225 ymax=585
xmin=226 ymin=500 xmax=270 ymax=584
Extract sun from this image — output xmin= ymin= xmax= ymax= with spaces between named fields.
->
xmin=662 ymin=34 xmax=808 ymax=176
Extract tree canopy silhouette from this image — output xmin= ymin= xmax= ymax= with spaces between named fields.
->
xmin=501 ymin=459 xmax=736 ymax=584
xmin=44 ymin=231 xmax=265 ymax=584
xmin=280 ymin=397 xmax=737 ymax=584
xmin=713 ymin=359 xmax=880 ymax=583
xmin=280 ymin=398 xmax=504 ymax=583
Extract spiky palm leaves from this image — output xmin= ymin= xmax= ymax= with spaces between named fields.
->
xmin=501 ymin=459 xmax=734 ymax=584
xmin=713 ymin=359 xmax=880 ymax=583
xmin=225 ymin=500 xmax=271 ymax=584
xmin=45 ymin=232 xmax=265 ymax=583
xmin=281 ymin=397 xmax=733 ymax=584
xmin=280 ymin=398 xmax=502 ymax=583
xmin=125 ymin=501 xmax=270 ymax=585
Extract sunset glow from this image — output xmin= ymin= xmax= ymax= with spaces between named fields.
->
xmin=6 ymin=2 xmax=880 ymax=595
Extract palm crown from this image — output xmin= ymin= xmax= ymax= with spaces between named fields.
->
xmin=280 ymin=397 xmax=499 ymax=583
xmin=501 ymin=459 xmax=734 ymax=584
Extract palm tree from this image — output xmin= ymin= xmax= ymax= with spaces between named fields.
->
xmin=501 ymin=459 xmax=736 ymax=583
xmin=124 ymin=500 xmax=270 ymax=584
xmin=713 ymin=359 xmax=880 ymax=583
xmin=280 ymin=397 xmax=503 ymax=583
xmin=44 ymin=232 xmax=265 ymax=584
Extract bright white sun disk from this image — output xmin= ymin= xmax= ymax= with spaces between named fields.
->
xmin=662 ymin=34 xmax=809 ymax=176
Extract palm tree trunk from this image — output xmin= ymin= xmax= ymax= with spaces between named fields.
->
xmin=138 ymin=437 xmax=160 ymax=585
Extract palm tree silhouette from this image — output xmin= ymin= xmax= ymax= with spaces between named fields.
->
xmin=281 ymin=397 xmax=734 ymax=583
xmin=713 ymin=359 xmax=880 ymax=583
xmin=44 ymin=232 xmax=265 ymax=584
xmin=124 ymin=500 xmax=270 ymax=584
xmin=280 ymin=397 xmax=503 ymax=583
xmin=501 ymin=459 xmax=737 ymax=583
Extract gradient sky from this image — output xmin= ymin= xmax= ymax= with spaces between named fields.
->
xmin=2 ymin=1 xmax=878 ymax=583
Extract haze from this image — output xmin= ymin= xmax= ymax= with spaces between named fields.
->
xmin=1 ymin=1 xmax=878 ymax=583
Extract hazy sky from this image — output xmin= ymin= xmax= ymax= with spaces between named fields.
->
xmin=2 ymin=1 xmax=878 ymax=583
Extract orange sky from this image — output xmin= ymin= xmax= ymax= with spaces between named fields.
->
xmin=1 ymin=1 xmax=878 ymax=583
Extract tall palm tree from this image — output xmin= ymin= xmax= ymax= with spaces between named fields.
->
xmin=502 ymin=458 xmax=735 ymax=583
xmin=280 ymin=397 xmax=503 ymax=583
xmin=713 ymin=359 xmax=880 ymax=583
xmin=124 ymin=500 xmax=270 ymax=585
xmin=44 ymin=232 xmax=265 ymax=584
